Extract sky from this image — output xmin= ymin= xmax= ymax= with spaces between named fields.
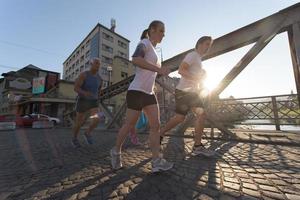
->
xmin=0 ymin=0 xmax=299 ymax=98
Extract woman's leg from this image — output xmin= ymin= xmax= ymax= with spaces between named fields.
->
xmin=142 ymin=104 xmax=161 ymax=159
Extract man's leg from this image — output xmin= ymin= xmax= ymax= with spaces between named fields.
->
xmin=160 ymin=114 xmax=185 ymax=137
xmin=72 ymin=112 xmax=86 ymax=139
xmin=86 ymin=108 xmax=100 ymax=135
xmin=72 ymin=112 xmax=86 ymax=147
xmin=193 ymin=109 xmax=205 ymax=146
xmin=191 ymin=108 xmax=214 ymax=156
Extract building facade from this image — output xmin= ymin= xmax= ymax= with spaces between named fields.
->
xmin=0 ymin=65 xmax=61 ymax=115
xmin=109 ymin=56 xmax=135 ymax=111
xmin=63 ymin=23 xmax=130 ymax=89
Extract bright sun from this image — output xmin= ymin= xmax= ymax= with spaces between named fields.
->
xmin=204 ymin=76 xmax=219 ymax=92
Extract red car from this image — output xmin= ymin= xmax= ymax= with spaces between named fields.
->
xmin=0 ymin=114 xmax=49 ymax=127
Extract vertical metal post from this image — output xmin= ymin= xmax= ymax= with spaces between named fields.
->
xmin=288 ymin=23 xmax=300 ymax=108
xmin=271 ymin=96 xmax=280 ymax=131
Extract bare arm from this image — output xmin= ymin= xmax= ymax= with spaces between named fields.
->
xmin=178 ymin=62 xmax=200 ymax=81
xmin=74 ymin=73 xmax=91 ymax=97
xmin=132 ymin=57 xmax=160 ymax=73
xmin=132 ymin=43 xmax=169 ymax=75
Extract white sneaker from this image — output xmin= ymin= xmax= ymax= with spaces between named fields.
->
xmin=151 ymin=158 xmax=174 ymax=173
xmin=110 ymin=148 xmax=122 ymax=170
xmin=191 ymin=145 xmax=215 ymax=157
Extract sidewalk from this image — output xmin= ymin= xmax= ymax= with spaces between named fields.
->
xmin=0 ymin=128 xmax=299 ymax=200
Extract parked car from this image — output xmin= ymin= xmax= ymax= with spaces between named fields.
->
xmin=0 ymin=114 xmax=44 ymax=127
xmin=31 ymin=114 xmax=60 ymax=125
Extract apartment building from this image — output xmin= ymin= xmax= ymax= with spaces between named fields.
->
xmin=63 ymin=22 xmax=130 ymax=88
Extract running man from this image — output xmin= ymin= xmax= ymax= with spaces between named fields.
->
xmin=160 ymin=36 xmax=215 ymax=157
xmin=71 ymin=58 xmax=103 ymax=148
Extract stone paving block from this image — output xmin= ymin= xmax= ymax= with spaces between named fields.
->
xmin=78 ymin=191 xmax=89 ymax=199
xmin=224 ymin=181 xmax=240 ymax=190
xmin=119 ymin=187 xmax=129 ymax=195
xmin=223 ymin=188 xmax=241 ymax=197
xmin=108 ymin=191 xmax=118 ymax=198
xmin=285 ymin=193 xmax=300 ymax=200
xmin=242 ymin=188 xmax=261 ymax=198
xmin=259 ymin=184 xmax=280 ymax=192
xmin=249 ymin=173 xmax=265 ymax=179
xmin=254 ymin=178 xmax=270 ymax=185
xmin=240 ymin=195 xmax=260 ymax=200
xmin=197 ymin=194 xmax=214 ymax=200
xmin=264 ymin=173 xmax=280 ymax=179
xmin=66 ymin=193 xmax=78 ymax=200
xmin=242 ymin=182 xmax=258 ymax=190
xmin=262 ymin=191 xmax=285 ymax=200
xmin=224 ymin=177 xmax=240 ymax=183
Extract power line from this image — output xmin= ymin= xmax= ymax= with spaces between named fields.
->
xmin=0 ymin=64 xmax=19 ymax=70
xmin=0 ymin=40 xmax=63 ymax=57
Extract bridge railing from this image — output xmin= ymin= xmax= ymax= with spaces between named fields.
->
xmin=209 ymin=94 xmax=300 ymax=130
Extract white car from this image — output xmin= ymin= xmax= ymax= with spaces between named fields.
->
xmin=31 ymin=113 xmax=61 ymax=125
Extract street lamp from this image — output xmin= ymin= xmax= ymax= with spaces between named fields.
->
xmin=106 ymin=66 xmax=113 ymax=109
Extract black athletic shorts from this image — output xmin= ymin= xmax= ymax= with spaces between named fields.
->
xmin=175 ymin=89 xmax=204 ymax=116
xmin=75 ymin=97 xmax=98 ymax=113
xmin=126 ymin=90 xmax=157 ymax=111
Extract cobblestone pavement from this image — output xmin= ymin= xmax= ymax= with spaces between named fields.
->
xmin=0 ymin=128 xmax=300 ymax=200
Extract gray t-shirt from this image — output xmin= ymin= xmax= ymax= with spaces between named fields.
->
xmin=176 ymin=51 xmax=206 ymax=93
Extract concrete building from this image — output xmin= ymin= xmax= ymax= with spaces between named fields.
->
xmin=63 ymin=22 xmax=130 ymax=89
xmin=109 ymin=56 xmax=135 ymax=111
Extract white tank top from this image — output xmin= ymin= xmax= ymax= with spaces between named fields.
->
xmin=128 ymin=39 xmax=160 ymax=94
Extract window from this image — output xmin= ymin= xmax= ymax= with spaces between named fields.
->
xmin=76 ymin=60 xmax=79 ymax=66
xmin=102 ymin=44 xmax=113 ymax=53
xmin=102 ymin=56 xmax=113 ymax=64
xmin=80 ymin=55 xmax=84 ymax=62
xmin=103 ymin=81 xmax=108 ymax=88
xmin=80 ymin=65 xmax=84 ymax=72
xmin=122 ymin=60 xmax=129 ymax=67
xmin=85 ymin=61 xmax=89 ymax=68
xmin=118 ymin=51 xmax=127 ymax=57
xmin=102 ymin=68 xmax=108 ymax=75
xmin=81 ymin=46 xmax=84 ymax=53
xmin=85 ymin=50 xmax=90 ymax=59
xmin=86 ymin=39 xmax=90 ymax=47
xmin=103 ymin=32 xmax=113 ymax=42
xmin=121 ymin=72 xmax=128 ymax=78
xmin=118 ymin=40 xmax=127 ymax=49
xmin=72 ymin=64 xmax=75 ymax=69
